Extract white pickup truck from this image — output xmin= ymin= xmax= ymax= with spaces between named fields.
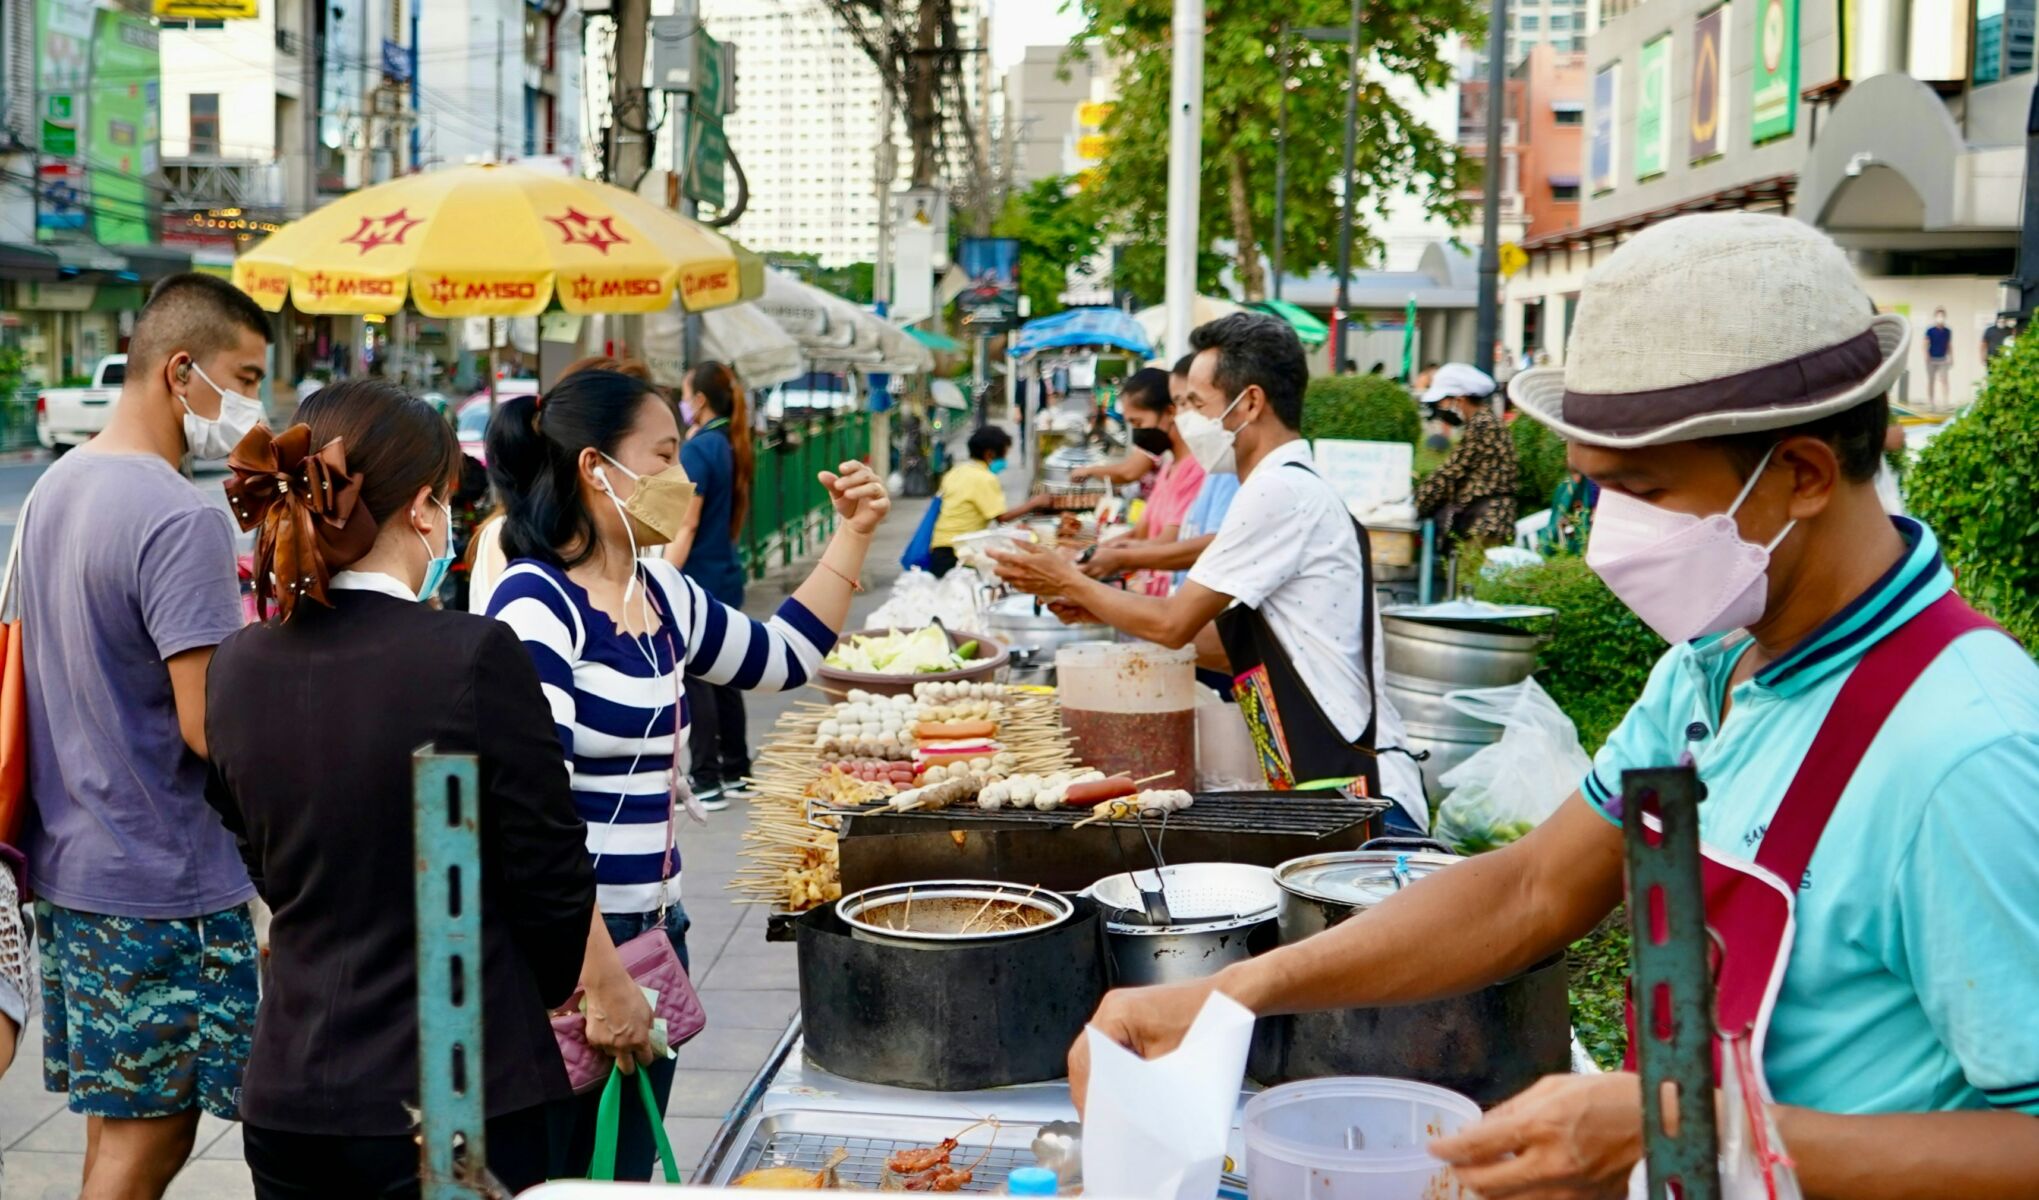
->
xmin=36 ymin=354 xmax=125 ymax=453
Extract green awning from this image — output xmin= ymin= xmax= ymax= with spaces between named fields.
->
xmin=1250 ymin=299 xmax=1330 ymax=347
xmin=904 ymin=325 xmax=966 ymax=354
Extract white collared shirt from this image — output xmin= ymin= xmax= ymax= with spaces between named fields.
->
xmin=329 ymin=570 xmax=417 ymax=603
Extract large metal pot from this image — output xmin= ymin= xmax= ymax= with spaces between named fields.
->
xmin=981 ymin=593 xmax=1113 ymax=682
xmin=1382 ymin=613 xmax=1542 ymax=685
xmin=836 ymin=880 xmax=1074 ymax=946
xmin=1254 ymin=843 xmax=1572 ymax=1105
xmin=1041 ymin=445 xmax=1107 ymax=484
xmin=1084 ymin=864 xmax=1282 ymax=987
xmin=1383 ymin=673 xmax=1503 ymax=796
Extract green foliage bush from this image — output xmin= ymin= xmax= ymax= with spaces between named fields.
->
xmin=1470 ymin=552 xmax=1665 ymax=754
xmin=1511 ymin=417 xmax=1571 ymax=511
xmin=1906 ymin=338 xmax=2039 ymax=648
xmin=1300 ymin=375 xmax=1423 ymax=445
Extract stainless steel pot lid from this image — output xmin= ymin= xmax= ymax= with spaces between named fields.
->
xmin=836 ymin=880 xmax=1074 ymax=942
xmin=1384 ymin=599 xmax=1556 ymax=623
xmin=1275 ymin=850 xmax=1464 ymax=909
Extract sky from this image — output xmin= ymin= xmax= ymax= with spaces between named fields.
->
xmin=988 ymin=0 xmax=1088 ymax=72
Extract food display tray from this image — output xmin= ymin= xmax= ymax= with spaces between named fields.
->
xmin=717 ymin=1111 xmax=1041 ymax=1192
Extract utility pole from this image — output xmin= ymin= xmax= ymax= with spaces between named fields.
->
xmin=1474 ymin=0 xmax=1509 ymax=378
xmin=495 ymin=18 xmax=506 ymax=161
xmin=409 ymin=0 xmax=421 ymax=171
xmin=671 ymin=0 xmax=702 ymax=366
xmin=1330 ymin=0 xmax=1360 ymax=374
xmin=872 ymin=1 xmax=896 ymax=475
xmin=1272 ymin=27 xmax=1289 ymax=303
xmin=1162 ymin=0 xmax=1205 ymax=362
xmin=2011 ymin=83 xmax=2039 ymax=325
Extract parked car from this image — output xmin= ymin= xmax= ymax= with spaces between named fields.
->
xmin=36 ymin=354 xmax=125 ymax=452
xmin=454 ymin=380 xmax=539 ymax=466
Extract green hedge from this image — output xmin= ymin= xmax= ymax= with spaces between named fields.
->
xmin=1300 ymin=375 xmax=1422 ymax=445
xmin=1511 ymin=417 xmax=1571 ymax=512
xmin=1906 ymin=337 xmax=2039 ymax=648
xmin=1470 ymin=552 xmax=1665 ymax=754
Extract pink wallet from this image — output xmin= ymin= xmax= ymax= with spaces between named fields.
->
xmin=550 ymin=928 xmax=707 ymax=1093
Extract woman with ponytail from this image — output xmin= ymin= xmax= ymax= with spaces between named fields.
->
xmin=204 ymin=379 xmax=595 ymax=1199
xmin=483 ymin=368 xmax=888 ymax=1181
xmin=661 ymin=360 xmax=755 ymax=808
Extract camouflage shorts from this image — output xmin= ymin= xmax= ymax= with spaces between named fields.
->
xmin=36 ymin=901 xmax=258 ymax=1120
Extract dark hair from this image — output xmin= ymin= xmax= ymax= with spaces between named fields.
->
xmin=129 ymin=273 xmax=272 ymax=375
xmin=967 ymin=425 xmax=1011 ymax=461
xmin=1121 ymin=368 xmax=1173 ymax=416
xmin=1171 ymin=353 xmax=1196 ymax=378
xmin=487 ymin=368 xmax=668 ymax=569
xmin=687 ymin=360 xmax=754 ymax=537
xmin=561 ymin=355 xmax=654 ymax=384
xmin=295 ymin=379 xmax=462 ymax=525
xmin=1711 ymin=393 xmax=1891 ymax=485
xmin=1188 ymin=312 xmax=1309 ymax=430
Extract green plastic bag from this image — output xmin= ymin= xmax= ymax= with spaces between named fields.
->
xmin=589 ymin=1063 xmax=681 ymax=1184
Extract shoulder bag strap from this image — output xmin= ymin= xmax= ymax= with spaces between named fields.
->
xmin=1754 ymin=592 xmax=2002 ymax=888
xmin=1281 ymin=461 xmax=1380 ymax=745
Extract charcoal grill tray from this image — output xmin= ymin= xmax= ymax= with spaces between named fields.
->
xmin=842 ymin=791 xmax=1388 ymax=838
xmin=723 ymin=1112 xmax=1037 ymax=1192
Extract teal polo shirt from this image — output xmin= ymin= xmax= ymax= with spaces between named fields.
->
xmin=1582 ymin=519 xmax=2039 ymax=1116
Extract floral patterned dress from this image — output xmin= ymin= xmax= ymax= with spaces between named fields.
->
xmin=1415 ymin=410 xmax=1520 ymax=545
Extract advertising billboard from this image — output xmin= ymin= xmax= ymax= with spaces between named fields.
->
xmin=957 ymin=237 xmax=1020 ymax=332
xmin=1751 ymin=0 xmax=1799 ymax=142
xmin=1590 ymin=65 xmax=1619 ymax=195
xmin=89 ymin=9 xmax=160 ymax=246
xmin=1690 ymin=5 xmax=1728 ymax=161
xmin=1635 ymin=35 xmax=1670 ymax=180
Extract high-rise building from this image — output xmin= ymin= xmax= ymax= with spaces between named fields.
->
xmin=1003 ymin=43 xmax=1099 ymax=187
xmin=698 ymin=0 xmax=984 ymax=266
xmin=417 ymin=0 xmax=581 ymax=170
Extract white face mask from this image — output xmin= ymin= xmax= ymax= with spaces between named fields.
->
xmin=1174 ymin=389 xmax=1248 ymax=475
xmin=179 ymin=360 xmax=267 ymax=460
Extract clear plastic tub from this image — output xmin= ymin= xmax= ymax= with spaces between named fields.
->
xmin=1242 ymin=1077 xmax=1480 ymax=1200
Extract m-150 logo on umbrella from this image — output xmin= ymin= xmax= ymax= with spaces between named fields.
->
xmin=341 ymin=208 xmax=424 ymax=255
xmin=426 ymin=275 xmax=540 ymax=305
xmin=304 ymin=272 xmax=397 ymax=301
xmin=566 ymin=274 xmax=664 ymax=303
xmin=547 ymin=208 xmax=629 ymax=254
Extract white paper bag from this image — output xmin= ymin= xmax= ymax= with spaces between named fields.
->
xmin=1082 ymin=994 xmax=1256 ymax=1200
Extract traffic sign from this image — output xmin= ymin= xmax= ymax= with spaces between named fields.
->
xmin=1499 ymin=242 xmax=1528 ymax=278
xmin=685 ymin=115 xmax=728 ymax=208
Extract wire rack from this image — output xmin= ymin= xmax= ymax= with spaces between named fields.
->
xmin=732 ymin=1128 xmax=1038 ymax=1193
xmin=841 ymin=792 xmax=1389 ymax=839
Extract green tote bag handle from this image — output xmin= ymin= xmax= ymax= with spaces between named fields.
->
xmin=588 ymin=1063 xmax=682 ymax=1184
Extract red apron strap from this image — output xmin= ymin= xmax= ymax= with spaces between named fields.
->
xmin=1751 ymin=591 xmax=2000 ymax=889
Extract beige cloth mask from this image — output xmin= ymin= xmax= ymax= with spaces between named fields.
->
xmin=601 ymin=454 xmax=697 ymax=547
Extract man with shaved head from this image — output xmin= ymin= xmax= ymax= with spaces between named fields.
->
xmin=18 ymin=273 xmax=270 ymax=1199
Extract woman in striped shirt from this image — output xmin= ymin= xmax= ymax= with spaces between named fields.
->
xmin=485 ymin=369 xmax=888 ymax=1180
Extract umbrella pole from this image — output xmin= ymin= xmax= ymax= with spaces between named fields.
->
xmin=487 ymin=318 xmax=500 ymax=414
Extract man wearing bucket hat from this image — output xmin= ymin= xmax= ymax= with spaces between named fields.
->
xmin=1414 ymin=362 xmax=1519 ymax=548
xmin=1070 ymin=214 xmax=2039 ymax=1197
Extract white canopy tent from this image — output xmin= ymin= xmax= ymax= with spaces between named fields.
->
xmin=640 ymin=300 xmax=806 ymax=390
xmin=1133 ymin=294 xmax=1242 ymax=362
xmin=755 ymin=269 xmax=934 ymax=376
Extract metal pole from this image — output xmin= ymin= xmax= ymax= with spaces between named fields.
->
xmin=872 ymin=10 xmax=895 ymax=470
xmin=1474 ymin=0 xmax=1508 ymax=378
xmin=1162 ymin=0 xmax=1205 ymax=362
xmin=409 ymin=0 xmax=421 ymax=170
xmin=1272 ymin=27 xmax=1289 ymax=303
xmin=1330 ymin=0 xmax=1360 ymax=373
xmin=2015 ymin=83 xmax=2039 ymax=323
xmin=413 ymin=750 xmax=492 ymax=1200
xmin=494 ymin=19 xmax=505 ymax=161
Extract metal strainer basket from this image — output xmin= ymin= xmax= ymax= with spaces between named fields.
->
xmin=1084 ymin=863 xmax=1281 ymax=931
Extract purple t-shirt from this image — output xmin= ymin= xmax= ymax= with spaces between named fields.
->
xmin=20 ymin=452 xmax=251 ymax=918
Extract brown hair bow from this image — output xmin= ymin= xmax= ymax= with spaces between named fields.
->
xmin=224 ymin=423 xmax=379 ymax=621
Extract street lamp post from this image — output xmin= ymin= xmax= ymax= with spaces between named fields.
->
xmin=1331 ymin=0 xmax=1361 ymax=374
xmin=1473 ymin=0 xmax=1510 ymax=378
xmin=1273 ymin=27 xmax=1290 ymax=303
xmin=1163 ymin=0 xmax=1206 ymax=362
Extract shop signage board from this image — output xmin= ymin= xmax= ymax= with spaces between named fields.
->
xmin=1590 ymin=64 xmax=1619 ymax=194
xmin=685 ymin=114 xmax=728 ymax=208
xmin=1313 ymin=439 xmax=1415 ymax=514
xmin=1689 ymin=5 xmax=1728 ymax=161
xmin=88 ymin=7 xmax=160 ymax=247
xmin=1635 ymin=35 xmax=1670 ymax=180
xmin=153 ymin=0 xmax=260 ymax=16
xmin=1751 ymin=0 xmax=1798 ymax=142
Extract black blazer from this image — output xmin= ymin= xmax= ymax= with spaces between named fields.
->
xmin=205 ymin=587 xmax=595 ymax=1136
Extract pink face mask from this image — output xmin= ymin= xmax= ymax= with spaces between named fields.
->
xmin=1584 ymin=445 xmax=1797 ymax=644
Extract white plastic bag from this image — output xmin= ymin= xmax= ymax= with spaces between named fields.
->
xmin=1432 ymin=678 xmax=1589 ymax=854
xmin=1625 ymin=1034 xmax=1803 ymax=1200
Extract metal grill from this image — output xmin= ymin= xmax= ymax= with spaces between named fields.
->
xmin=733 ymin=1128 xmax=1038 ymax=1193
xmin=844 ymin=792 xmax=1388 ymax=839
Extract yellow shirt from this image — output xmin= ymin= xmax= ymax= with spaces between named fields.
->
xmin=931 ymin=459 xmax=1009 ymax=549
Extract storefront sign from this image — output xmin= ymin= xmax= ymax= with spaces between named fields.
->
xmin=1590 ymin=65 xmax=1619 ymax=194
xmin=18 ymin=281 xmax=96 ymax=311
xmin=153 ymin=0 xmax=260 ymax=17
xmin=37 ymin=0 xmax=93 ymax=188
xmin=1313 ymin=439 xmax=1414 ymax=514
xmin=88 ymin=8 xmax=160 ymax=247
xmin=1689 ymin=5 xmax=1728 ymax=161
xmin=1751 ymin=0 xmax=1799 ymax=142
xmin=1635 ymin=35 xmax=1671 ymax=180
xmin=36 ymin=162 xmax=87 ymax=233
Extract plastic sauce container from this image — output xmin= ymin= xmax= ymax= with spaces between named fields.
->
xmin=1054 ymin=640 xmax=1198 ymax=789
xmin=1242 ymin=1077 xmax=1480 ymax=1200
xmin=1006 ymin=1166 xmax=1061 ymax=1196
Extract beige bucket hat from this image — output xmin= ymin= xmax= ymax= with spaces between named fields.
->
xmin=1509 ymin=212 xmax=1909 ymax=448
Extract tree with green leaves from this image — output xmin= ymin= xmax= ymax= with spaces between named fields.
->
xmin=991 ymin=176 xmax=1110 ymax=319
xmin=1075 ymin=0 xmax=1481 ymax=303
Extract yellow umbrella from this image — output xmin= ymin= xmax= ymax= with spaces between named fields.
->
xmin=232 ymin=163 xmax=764 ymax=318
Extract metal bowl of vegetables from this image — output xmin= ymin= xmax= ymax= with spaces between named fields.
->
xmin=816 ymin=625 xmax=1010 ymax=697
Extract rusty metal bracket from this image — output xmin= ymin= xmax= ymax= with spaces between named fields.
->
xmin=1621 ymin=765 xmax=1722 ymax=1200
xmin=414 ymin=749 xmax=505 ymax=1200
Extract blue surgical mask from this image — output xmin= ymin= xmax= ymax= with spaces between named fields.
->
xmin=416 ymin=498 xmax=455 ymax=602
xmin=988 ymin=457 xmax=1008 ymax=475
